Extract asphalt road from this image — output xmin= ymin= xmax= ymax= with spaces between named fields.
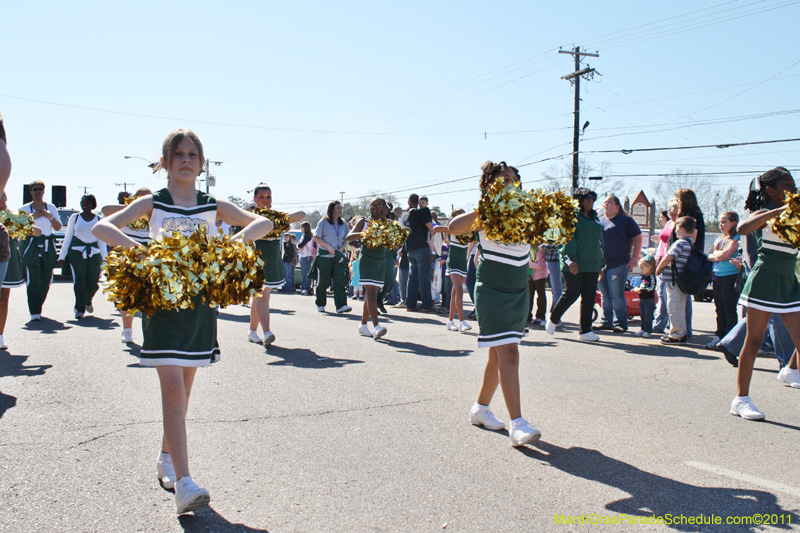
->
xmin=1 ymin=281 xmax=799 ymax=533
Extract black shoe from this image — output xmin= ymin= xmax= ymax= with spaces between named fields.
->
xmin=660 ymin=335 xmax=688 ymax=344
xmin=468 ymin=311 xmax=477 ymax=320
xmin=377 ymin=303 xmax=387 ymax=314
xmin=720 ymin=344 xmax=739 ymax=367
xmin=613 ymin=326 xmax=628 ymax=333
xmin=593 ymin=324 xmax=614 ymax=331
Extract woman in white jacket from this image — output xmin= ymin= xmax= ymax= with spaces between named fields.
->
xmin=58 ymin=194 xmax=107 ymax=319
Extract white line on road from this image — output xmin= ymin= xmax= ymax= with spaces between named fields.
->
xmin=687 ymin=461 xmax=800 ymax=498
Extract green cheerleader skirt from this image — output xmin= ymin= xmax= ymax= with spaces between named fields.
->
xmin=255 ymin=238 xmax=285 ymax=289
xmin=140 ymin=293 xmax=220 ymax=367
xmin=446 ymin=245 xmax=468 ymax=277
xmin=474 ymin=259 xmax=530 ymax=348
xmin=359 ymin=246 xmax=386 ymax=288
xmin=739 ymin=264 xmax=800 ymax=313
xmin=2 ymin=239 xmax=25 ymax=289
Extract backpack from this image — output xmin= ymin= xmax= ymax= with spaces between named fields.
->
xmin=672 ymin=243 xmax=713 ymax=296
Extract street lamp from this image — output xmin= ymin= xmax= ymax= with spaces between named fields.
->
xmin=124 ymin=156 xmax=157 ymax=169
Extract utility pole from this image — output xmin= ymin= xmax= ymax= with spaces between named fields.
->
xmin=79 ymin=186 xmax=92 ymax=196
xmin=340 ymin=191 xmax=345 ymax=203
xmin=203 ymin=160 xmax=223 ymax=193
xmin=115 ymin=182 xmax=136 ymax=192
xmin=559 ymin=46 xmax=598 ymax=194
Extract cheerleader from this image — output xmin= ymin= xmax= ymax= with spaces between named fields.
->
xmin=731 ymin=167 xmax=800 ymax=420
xmin=58 ymin=194 xmax=107 ymax=319
xmin=93 ymin=128 xmax=273 ymax=514
xmin=347 ymin=198 xmax=389 ymax=340
xmin=433 ymin=209 xmax=472 ymax=332
xmin=20 ymin=180 xmax=62 ymax=321
xmin=247 ymin=183 xmax=305 ymax=347
xmin=449 ymin=161 xmax=540 ymax=447
xmin=0 ymin=192 xmax=42 ymax=350
xmin=0 ymin=112 xmax=9 ymax=191
xmin=102 ymin=188 xmax=152 ymax=343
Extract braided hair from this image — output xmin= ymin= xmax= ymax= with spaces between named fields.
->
xmin=479 ymin=161 xmax=520 ymax=196
xmin=744 ymin=166 xmax=792 ymax=211
xmin=573 ymin=188 xmax=597 ymax=213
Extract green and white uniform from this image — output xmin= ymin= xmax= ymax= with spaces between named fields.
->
xmin=475 ymin=231 xmax=530 ymax=348
xmin=255 ymin=238 xmax=285 ymax=290
xmin=58 ymin=213 xmax=107 ymax=313
xmin=2 ymin=239 xmax=25 ymax=289
xmin=140 ymin=189 xmax=220 ymax=367
xmin=122 ymin=220 xmax=150 ymax=246
xmin=376 ymin=247 xmax=396 ymax=303
xmin=445 ymin=235 xmax=468 ymax=277
xmin=738 ymin=214 xmax=800 ymax=313
xmin=20 ymin=202 xmax=59 ymax=315
xmin=358 ymin=221 xmax=387 ymax=288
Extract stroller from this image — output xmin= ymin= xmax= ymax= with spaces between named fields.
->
xmin=593 ymin=277 xmax=657 ymax=323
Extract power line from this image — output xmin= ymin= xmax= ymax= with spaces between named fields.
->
xmin=584 ymin=137 xmax=800 ymax=154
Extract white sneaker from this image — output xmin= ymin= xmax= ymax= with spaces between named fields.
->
xmin=509 ymin=418 xmax=542 ymax=447
xmin=358 ymin=324 xmax=372 ymax=337
xmin=777 ymin=367 xmax=800 ymax=389
xmin=730 ymin=396 xmax=766 ymax=420
xmin=156 ymin=453 xmax=176 ymax=490
xmin=640 ymin=331 xmax=651 ymax=338
xmin=545 ymin=318 xmax=556 ymax=335
xmin=470 ymin=404 xmax=505 ymax=430
xmin=0 ymin=334 xmax=7 ymax=350
xmin=336 ymin=305 xmax=352 ymax=314
xmin=578 ymin=331 xmax=599 ymax=342
xmin=121 ymin=328 xmax=134 ymax=344
xmin=707 ymin=336 xmax=721 ymax=349
xmin=85 ymin=304 xmax=94 ymax=314
xmin=634 ymin=330 xmax=645 ymax=337
xmin=317 ymin=306 xmax=325 ymax=313
xmin=300 ymin=290 xmax=308 ymax=295
xmin=30 ymin=314 xmax=41 ymax=321
xmin=446 ymin=320 xmax=458 ymax=331
xmin=247 ymin=330 xmax=262 ymax=344
xmin=74 ymin=309 xmax=84 ymax=319
xmin=459 ymin=321 xmax=472 ymax=333
xmin=262 ymin=331 xmax=276 ymax=347
xmin=174 ymin=475 xmax=210 ymax=514
xmin=373 ymin=325 xmax=387 ymax=340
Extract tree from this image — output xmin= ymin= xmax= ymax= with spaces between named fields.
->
xmin=303 ymin=208 xmax=324 ymax=230
xmin=653 ymin=169 xmax=745 ymax=231
xmin=541 ymin=158 xmax=628 ymax=199
xmin=227 ymin=196 xmax=247 ymax=208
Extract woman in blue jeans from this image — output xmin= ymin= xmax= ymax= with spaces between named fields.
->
xmin=296 ymin=221 xmax=315 ymax=294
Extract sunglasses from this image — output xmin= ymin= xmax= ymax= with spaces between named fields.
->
xmin=31 ymin=187 xmax=44 ymax=192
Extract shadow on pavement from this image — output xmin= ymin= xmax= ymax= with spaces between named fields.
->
xmin=381 ymin=339 xmax=471 ymax=357
xmin=217 ymin=309 xmax=295 ymax=323
xmin=22 ymin=317 xmax=70 ymax=334
xmin=0 ymin=354 xmax=52 ymax=379
xmin=520 ymin=442 xmax=798 ymax=532
xmin=266 ymin=347 xmax=363 ymax=369
xmin=179 ymin=506 xmax=269 ymax=532
xmin=0 ymin=391 xmax=17 ymax=419
xmin=563 ymin=338 xmax=719 ymax=361
xmin=67 ymin=316 xmax=118 ymax=330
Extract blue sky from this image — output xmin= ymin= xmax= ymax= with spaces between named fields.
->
xmin=2 ymin=1 xmax=799 ymax=214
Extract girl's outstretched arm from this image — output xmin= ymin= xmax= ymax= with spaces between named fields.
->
xmin=738 ymin=206 xmax=787 ymax=236
xmin=448 ymin=210 xmax=480 ymax=236
xmin=93 ymin=196 xmax=154 ymax=249
xmin=346 ymin=218 xmax=367 ymax=242
xmin=288 ymin=210 xmax=306 ymax=223
xmin=217 ymin=198 xmax=273 ymax=242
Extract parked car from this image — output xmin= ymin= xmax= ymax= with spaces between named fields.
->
xmin=53 ymin=208 xmax=78 ymax=279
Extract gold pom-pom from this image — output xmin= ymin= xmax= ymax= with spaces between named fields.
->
xmin=254 ymin=207 xmax=290 ymax=239
xmin=0 ymin=209 xmax=36 ymax=240
xmin=123 ymin=195 xmax=150 ymax=231
xmin=773 ymin=190 xmax=800 ymax=248
xmin=455 ymin=231 xmax=477 ymax=245
xmin=477 ymin=178 xmax=577 ymax=246
xmin=102 ymin=229 xmax=265 ymax=316
xmin=361 ymin=218 xmax=409 ymax=249
xmin=199 ymin=229 xmax=266 ymax=308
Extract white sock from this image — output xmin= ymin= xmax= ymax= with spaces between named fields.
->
xmin=473 ymin=403 xmax=489 ymax=412
xmin=735 ymin=395 xmax=750 ymax=401
xmin=784 ymin=367 xmax=800 ymax=374
xmin=158 ymin=451 xmax=170 ymax=462
xmin=250 ymin=330 xmax=259 ymax=335
xmin=511 ymin=416 xmax=525 ymax=427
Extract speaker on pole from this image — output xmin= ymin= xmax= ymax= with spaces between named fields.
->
xmin=51 ymin=185 xmax=67 ymax=208
xmin=22 ymin=183 xmax=32 ymax=205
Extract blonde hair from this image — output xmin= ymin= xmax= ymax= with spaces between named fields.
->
xmin=154 ymin=129 xmax=205 ymax=176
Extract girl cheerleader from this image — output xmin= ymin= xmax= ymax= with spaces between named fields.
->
xmin=433 ymin=209 xmax=472 ymax=332
xmin=347 ymin=198 xmax=389 ymax=340
xmin=0 ymin=192 xmax=41 ymax=350
xmin=58 ymin=194 xmax=107 ymax=319
xmin=449 ymin=161 xmax=540 ymax=447
xmin=94 ymin=129 xmax=273 ymax=514
xmin=247 ymin=184 xmax=305 ymax=347
xmin=102 ymin=188 xmax=152 ymax=343
xmin=731 ymin=167 xmax=800 ymax=420
xmin=707 ymin=211 xmax=741 ymax=348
